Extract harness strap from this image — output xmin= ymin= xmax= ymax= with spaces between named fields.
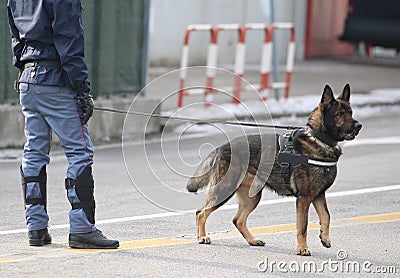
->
xmin=65 ymin=166 xmax=96 ymax=224
xmin=65 ymin=177 xmax=96 ymax=210
xmin=65 ymin=178 xmax=77 ymax=190
xmin=22 ymin=175 xmax=47 ymax=184
xmin=24 ymin=60 xmax=61 ymax=69
xmin=307 ymin=159 xmax=337 ymax=167
xmin=307 ymin=126 xmax=338 ymax=147
xmin=20 ymin=166 xmax=47 ymax=207
xmin=278 ymin=129 xmax=338 ymax=188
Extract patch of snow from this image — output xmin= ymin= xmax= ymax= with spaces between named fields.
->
xmin=164 ymin=89 xmax=400 ymax=134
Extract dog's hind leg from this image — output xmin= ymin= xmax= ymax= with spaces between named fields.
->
xmin=312 ymin=192 xmax=331 ymax=248
xmin=196 ymin=185 xmax=237 ymax=244
xmin=196 ymin=205 xmax=218 ymax=244
xmin=296 ymin=195 xmax=312 ymax=256
xmin=195 ymin=156 xmax=242 ymax=244
xmin=233 ymin=185 xmax=265 ymax=246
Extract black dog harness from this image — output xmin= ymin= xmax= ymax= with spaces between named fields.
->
xmin=278 ymin=128 xmax=338 ymax=186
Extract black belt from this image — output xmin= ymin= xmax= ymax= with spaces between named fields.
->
xmin=24 ymin=60 xmax=61 ymax=69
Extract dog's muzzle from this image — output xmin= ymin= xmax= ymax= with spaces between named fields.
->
xmin=343 ymin=121 xmax=362 ymax=140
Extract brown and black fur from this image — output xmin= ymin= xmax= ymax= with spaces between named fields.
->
xmin=187 ymin=84 xmax=362 ymax=256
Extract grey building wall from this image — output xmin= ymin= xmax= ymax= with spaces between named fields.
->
xmin=148 ymin=0 xmax=307 ymax=67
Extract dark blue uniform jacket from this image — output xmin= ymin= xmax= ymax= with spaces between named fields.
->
xmin=7 ymin=0 xmax=90 ymax=93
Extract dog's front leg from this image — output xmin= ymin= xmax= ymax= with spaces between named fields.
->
xmin=296 ymin=196 xmax=312 ymax=256
xmin=312 ymin=192 xmax=331 ymax=248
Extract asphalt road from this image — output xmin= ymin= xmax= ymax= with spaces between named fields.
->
xmin=0 ymin=109 xmax=399 ymax=277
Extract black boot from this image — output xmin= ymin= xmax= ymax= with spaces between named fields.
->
xmin=69 ymin=229 xmax=119 ymax=249
xmin=66 ymin=167 xmax=119 ymax=249
xmin=28 ymin=228 xmax=52 ymax=246
xmin=21 ymin=166 xmax=50 ymax=247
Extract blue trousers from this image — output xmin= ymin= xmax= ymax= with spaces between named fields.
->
xmin=20 ymin=83 xmax=96 ymax=233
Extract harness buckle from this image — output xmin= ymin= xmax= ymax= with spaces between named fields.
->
xmin=65 ymin=178 xmax=77 ymax=190
xmin=280 ymin=162 xmax=290 ymax=175
xmin=285 ymin=141 xmax=293 ymax=151
xmin=279 ymin=162 xmax=291 ymax=186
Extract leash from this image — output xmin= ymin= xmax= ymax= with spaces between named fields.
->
xmin=93 ymin=106 xmax=301 ymax=130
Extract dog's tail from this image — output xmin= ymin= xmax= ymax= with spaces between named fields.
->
xmin=186 ymin=151 xmax=218 ymax=193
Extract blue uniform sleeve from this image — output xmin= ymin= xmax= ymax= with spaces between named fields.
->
xmin=7 ymin=4 xmax=24 ymax=70
xmin=51 ymin=0 xmax=90 ymax=93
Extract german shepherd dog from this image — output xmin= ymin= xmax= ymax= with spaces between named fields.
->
xmin=187 ymin=84 xmax=362 ymax=256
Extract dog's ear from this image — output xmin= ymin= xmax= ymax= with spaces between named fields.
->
xmin=321 ymin=85 xmax=335 ymax=106
xmin=338 ymin=83 xmax=351 ymax=103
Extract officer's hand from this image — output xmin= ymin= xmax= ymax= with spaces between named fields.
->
xmin=78 ymin=94 xmax=94 ymax=124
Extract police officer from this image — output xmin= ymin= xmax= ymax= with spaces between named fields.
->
xmin=7 ymin=0 xmax=119 ymax=249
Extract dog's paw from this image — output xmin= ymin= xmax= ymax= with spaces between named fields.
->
xmin=319 ymin=234 xmax=331 ymax=248
xmin=297 ymin=247 xmax=311 ymax=256
xmin=249 ymin=239 xmax=266 ymax=246
xmin=321 ymin=238 xmax=331 ymax=248
xmin=198 ymin=236 xmax=211 ymax=244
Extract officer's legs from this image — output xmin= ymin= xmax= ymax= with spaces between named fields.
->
xmin=35 ymin=85 xmax=96 ymax=234
xmin=31 ymin=84 xmax=118 ymax=248
xmin=20 ymin=83 xmax=51 ymax=232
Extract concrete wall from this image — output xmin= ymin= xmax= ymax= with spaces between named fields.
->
xmin=0 ymin=104 xmax=25 ymax=148
xmin=0 ymin=97 xmax=160 ymax=149
xmin=148 ymin=0 xmax=307 ymax=67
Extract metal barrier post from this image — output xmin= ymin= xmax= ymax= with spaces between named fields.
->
xmin=259 ymin=22 xmax=296 ymax=100
xmin=178 ymin=24 xmax=213 ymax=107
xmin=204 ymin=24 xmax=241 ymax=105
xmin=233 ymin=23 xmax=268 ymax=104
xmin=178 ymin=22 xmax=295 ymax=107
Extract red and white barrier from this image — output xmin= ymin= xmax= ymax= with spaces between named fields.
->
xmin=178 ymin=23 xmax=296 ymax=107
xmin=204 ymin=24 xmax=241 ymax=105
xmin=233 ymin=23 xmax=268 ymax=103
xmin=259 ymin=22 xmax=296 ymax=99
xmin=178 ymin=24 xmax=241 ymax=107
xmin=178 ymin=24 xmax=213 ymax=108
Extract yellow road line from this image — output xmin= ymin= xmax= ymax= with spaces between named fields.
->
xmin=340 ymin=211 xmax=400 ymax=224
xmin=120 ymin=238 xmax=192 ymax=249
xmin=1 ymin=211 xmax=399 ymax=260
xmin=59 ymin=211 xmax=400 ymax=253
xmin=229 ymin=223 xmax=343 ymax=236
xmin=63 ymin=212 xmax=400 ymax=254
xmin=61 ymin=238 xmax=193 ymax=253
xmin=249 ymin=223 xmax=320 ymax=235
xmin=0 ymin=258 xmax=18 ymax=263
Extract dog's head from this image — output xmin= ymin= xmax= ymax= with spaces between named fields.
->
xmin=308 ymin=84 xmax=362 ymax=142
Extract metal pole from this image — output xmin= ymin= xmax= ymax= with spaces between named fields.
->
xmin=141 ymin=0 xmax=151 ymax=95
xmin=91 ymin=0 xmax=101 ymax=98
xmin=270 ymin=0 xmax=280 ymax=100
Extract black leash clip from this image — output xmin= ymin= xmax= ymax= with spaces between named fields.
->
xmin=14 ymin=69 xmax=23 ymax=94
xmin=14 ymin=80 xmax=20 ymax=94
